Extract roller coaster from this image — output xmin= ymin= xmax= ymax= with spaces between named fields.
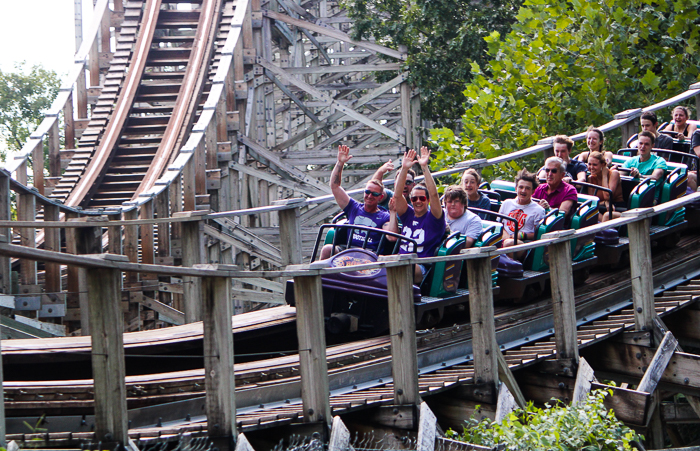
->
xmin=2 ymin=0 xmax=700 ymax=449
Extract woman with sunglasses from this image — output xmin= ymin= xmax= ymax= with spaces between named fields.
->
xmin=390 ymin=146 xmax=446 ymax=284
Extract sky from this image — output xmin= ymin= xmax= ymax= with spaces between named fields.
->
xmin=0 ymin=0 xmax=89 ymax=77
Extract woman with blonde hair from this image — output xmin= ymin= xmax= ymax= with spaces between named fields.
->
xmin=586 ymin=151 xmax=624 ymax=221
xmin=461 ymin=168 xmax=491 ymax=219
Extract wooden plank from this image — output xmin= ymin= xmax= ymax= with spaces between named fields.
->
xmin=129 ymin=293 xmax=184 ymax=325
xmin=108 ymin=213 xmax=122 ymax=256
xmin=155 ymin=189 xmax=170 ymax=258
xmin=385 ymin=259 xmax=420 ymax=405
xmin=400 ymin=74 xmax=412 ymax=149
xmin=87 ymin=265 xmax=128 ymax=446
xmin=547 ymin=238 xmax=579 ymax=361
xmin=466 ymin=254 xmax=498 ymax=385
xmin=202 ymin=274 xmax=236 ymax=440
xmin=496 ymin=349 xmax=526 ymax=409
xmin=494 ymin=383 xmax=518 ymax=423
xmin=204 ymin=223 xmax=281 ymax=266
xmin=628 ymin=217 xmax=655 ymax=331
xmin=571 ymin=357 xmax=596 ymax=405
xmin=292 ymin=273 xmax=331 ymax=423
xmin=638 ymin=331 xmax=679 ymax=394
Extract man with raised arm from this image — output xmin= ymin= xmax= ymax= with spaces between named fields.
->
xmin=388 ymin=146 xmax=446 ymax=284
xmin=320 ymin=144 xmax=392 ymax=259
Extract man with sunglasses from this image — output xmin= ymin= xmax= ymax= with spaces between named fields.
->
xmin=389 ymin=146 xmax=446 ymax=284
xmin=321 ymin=145 xmax=392 ymax=259
xmin=371 ymin=159 xmax=415 ymax=210
xmin=533 ymin=156 xmax=578 ymax=218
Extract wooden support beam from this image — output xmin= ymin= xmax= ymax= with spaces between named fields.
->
xmin=0 ymin=173 xmax=10 ymax=294
xmin=638 ymin=331 xmax=679 ymax=394
xmin=18 ymin=192 xmax=37 ymax=287
xmin=48 ymin=120 xmax=61 ymax=178
xmin=63 ymin=92 xmax=75 ymax=150
xmin=31 ymin=140 xmax=44 ymax=196
xmin=180 ymin=216 xmax=206 ymax=322
xmin=275 ymin=199 xmax=303 ymax=266
xmin=292 ymin=272 xmax=331 ymax=423
xmin=139 ymin=201 xmax=154 ymax=265
xmin=385 ymin=258 xmax=420 ymax=405
xmin=496 ymin=349 xmax=526 ymax=409
xmin=87 ymin=264 xmax=128 ymax=446
xmin=201 ymin=273 xmax=236 ymax=444
xmin=43 ymin=204 xmax=61 ymax=296
xmin=155 ymin=189 xmax=170 ymax=257
xmin=123 ymin=209 xmax=139 ymax=285
xmin=547 ymin=235 xmax=579 ymax=362
xmin=76 ymin=67 xmax=88 ymax=119
xmin=627 ymin=216 xmax=655 ymax=331
xmin=108 ymin=214 xmax=122 ymax=256
xmin=466 ymin=253 xmax=498 ymax=386
xmin=77 ymin=226 xmax=103 ymax=333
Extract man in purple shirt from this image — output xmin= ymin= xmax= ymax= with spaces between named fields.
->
xmin=533 ymin=156 xmax=578 ymax=218
xmin=320 ymin=145 xmax=392 ymax=259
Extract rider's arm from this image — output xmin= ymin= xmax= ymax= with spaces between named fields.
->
xmin=330 ymin=145 xmax=352 ymax=209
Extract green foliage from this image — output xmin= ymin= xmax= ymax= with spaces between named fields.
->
xmin=343 ymin=0 xmax=523 ymax=126
xmin=447 ymin=389 xmax=641 ymax=450
xmin=433 ymin=0 xmax=700 ymax=179
xmin=0 ymin=63 xmax=60 ymax=161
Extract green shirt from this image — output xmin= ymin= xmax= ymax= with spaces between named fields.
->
xmin=623 ymin=154 xmax=667 ymax=176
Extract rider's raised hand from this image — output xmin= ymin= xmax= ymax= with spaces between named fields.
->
xmin=337 ymin=145 xmax=353 ymax=164
xmin=417 ymin=146 xmax=431 ymax=167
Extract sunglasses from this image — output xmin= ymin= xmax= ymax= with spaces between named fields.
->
xmin=411 ymin=195 xmax=428 ymax=202
xmin=364 ymin=189 xmax=382 ymax=197
xmin=544 ymin=168 xmax=558 ymax=173
xmin=406 ymin=180 xmax=415 ymax=185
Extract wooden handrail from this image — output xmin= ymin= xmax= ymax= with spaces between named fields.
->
xmin=0 ymin=192 xmax=697 ymax=277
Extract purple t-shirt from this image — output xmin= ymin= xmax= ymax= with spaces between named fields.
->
xmin=342 ymin=198 xmax=391 ymax=251
xmin=399 ymin=206 xmax=446 ymax=258
xmin=533 ymin=181 xmax=578 ymax=209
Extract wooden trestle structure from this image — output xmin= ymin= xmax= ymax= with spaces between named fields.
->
xmin=3 ymin=0 xmax=700 ymax=449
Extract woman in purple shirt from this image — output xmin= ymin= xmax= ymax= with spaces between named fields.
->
xmin=388 ymin=147 xmax=446 ymax=284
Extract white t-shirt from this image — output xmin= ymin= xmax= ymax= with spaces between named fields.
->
xmin=497 ymin=199 xmax=546 ymax=236
xmin=445 ymin=208 xmax=483 ymax=240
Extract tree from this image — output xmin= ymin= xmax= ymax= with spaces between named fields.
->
xmin=0 ymin=63 xmax=61 ymax=161
xmin=430 ymin=0 xmax=700 ymax=179
xmin=344 ymin=0 xmax=523 ymax=127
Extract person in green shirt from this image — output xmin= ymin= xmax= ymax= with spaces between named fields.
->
xmin=623 ymin=131 xmax=667 ymax=180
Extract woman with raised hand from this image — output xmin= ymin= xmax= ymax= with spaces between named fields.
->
xmin=390 ymin=146 xmax=446 ymax=284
